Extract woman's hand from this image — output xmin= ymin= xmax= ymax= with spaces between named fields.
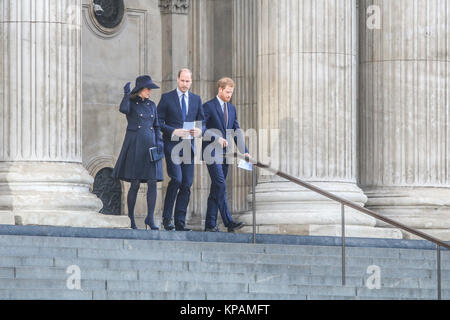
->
xmin=124 ymin=82 xmax=131 ymax=95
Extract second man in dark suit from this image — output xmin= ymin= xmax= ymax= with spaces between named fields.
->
xmin=202 ymin=77 xmax=249 ymax=233
xmin=157 ymin=69 xmax=204 ymax=231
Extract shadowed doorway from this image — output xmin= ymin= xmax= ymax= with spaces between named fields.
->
xmin=92 ymin=167 xmax=122 ymax=215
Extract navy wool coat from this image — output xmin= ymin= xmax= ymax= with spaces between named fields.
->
xmin=112 ymin=95 xmax=164 ymax=182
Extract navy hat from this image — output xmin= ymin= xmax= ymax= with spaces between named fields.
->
xmin=131 ymin=75 xmax=160 ymax=94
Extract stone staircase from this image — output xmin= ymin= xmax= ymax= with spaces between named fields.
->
xmin=0 ymin=226 xmax=449 ymax=300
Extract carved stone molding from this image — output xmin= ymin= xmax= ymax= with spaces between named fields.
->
xmin=159 ymin=0 xmax=190 ymax=15
xmin=85 ymin=156 xmax=115 ymax=180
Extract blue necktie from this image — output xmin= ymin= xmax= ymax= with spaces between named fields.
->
xmin=181 ymin=94 xmax=187 ymax=121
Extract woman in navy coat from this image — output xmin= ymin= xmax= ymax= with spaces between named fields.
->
xmin=112 ymin=75 xmax=164 ymax=230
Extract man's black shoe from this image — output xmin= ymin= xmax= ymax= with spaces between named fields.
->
xmin=175 ymin=226 xmax=192 ymax=232
xmin=227 ymin=222 xmax=245 ymax=233
xmin=205 ymin=227 xmax=220 ymax=232
xmin=163 ymin=220 xmax=175 ymax=231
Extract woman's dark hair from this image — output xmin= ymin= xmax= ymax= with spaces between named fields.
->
xmin=130 ymin=88 xmax=146 ymax=100
xmin=130 ymin=92 xmax=141 ymax=100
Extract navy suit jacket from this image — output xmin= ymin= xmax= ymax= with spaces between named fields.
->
xmin=202 ymin=97 xmax=248 ymax=161
xmin=157 ymin=89 xmax=204 ymax=153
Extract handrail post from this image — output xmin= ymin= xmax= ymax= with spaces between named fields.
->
xmin=437 ymin=245 xmax=441 ymax=300
xmin=341 ymin=204 xmax=346 ymax=286
xmin=252 ymin=165 xmax=256 ymax=244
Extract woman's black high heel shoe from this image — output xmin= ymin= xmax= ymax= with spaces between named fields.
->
xmin=144 ymin=218 xmax=159 ymax=230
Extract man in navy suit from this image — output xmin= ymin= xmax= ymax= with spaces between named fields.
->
xmin=157 ymin=69 xmax=204 ymax=231
xmin=202 ymin=77 xmax=250 ymax=232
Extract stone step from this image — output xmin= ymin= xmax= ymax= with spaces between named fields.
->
xmin=203 ymin=292 xmax=306 ymax=300
xmin=187 ymin=261 xmax=450 ymax=279
xmin=0 ymin=235 xmax=266 ymax=254
xmin=254 ymin=273 xmax=450 ymax=290
xmin=12 ymin=266 xmax=138 ymax=281
xmin=355 ymin=287 xmax=449 ymax=300
xmin=92 ymin=290 xmax=306 ymax=300
xmin=0 ymin=228 xmax=449 ymax=300
xmin=1 ymin=245 xmax=448 ymax=273
xmin=1 ymin=234 xmax=448 ymax=261
xmin=2 ymin=255 xmax=449 ymax=283
xmin=2 ymin=283 xmax=445 ymax=300
xmin=0 ymin=246 xmax=78 ymax=259
xmin=92 ymin=290 xmax=208 ymax=300
xmin=200 ymin=251 xmax=450 ymax=269
xmin=99 ymin=279 xmax=360 ymax=298
xmin=0 ymin=278 xmax=106 ymax=290
xmin=0 ymin=235 xmax=124 ymax=251
xmin=76 ymin=248 xmax=450 ymax=268
xmin=309 ymin=265 xmax=450 ymax=279
xmin=1 ymin=288 xmax=94 ymax=300
xmin=0 ymin=256 xmax=55 ymax=268
xmin=3 ymin=266 xmax=449 ymax=291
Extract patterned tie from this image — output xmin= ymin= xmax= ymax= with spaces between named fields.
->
xmin=181 ymin=93 xmax=187 ymax=121
xmin=223 ymin=102 xmax=228 ymax=128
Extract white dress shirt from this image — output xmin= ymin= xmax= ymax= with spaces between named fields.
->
xmin=216 ymin=95 xmax=228 ymax=119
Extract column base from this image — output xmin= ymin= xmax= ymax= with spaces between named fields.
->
xmin=365 ymin=187 xmax=450 ymax=241
xmin=238 ymin=224 xmax=402 ymax=239
xmin=13 ymin=210 xmax=129 ymax=229
xmin=236 ymin=180 xmax=403 ymax=239
xmin=0 ymin=211 xmax=15 ymax=225
xmin=0 ymin=162 xmax=130 ymax=229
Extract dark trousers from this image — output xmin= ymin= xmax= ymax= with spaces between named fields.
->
xmin=162 ymin=151 xmax=194 ymax=228
xmin=127 ymin=179 xmax=157 ymax=226
xmin=205 ymin=163 xmax=234 ymax=229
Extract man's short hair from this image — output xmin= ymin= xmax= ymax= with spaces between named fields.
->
xmin=178 ymin=68 xmax=192 ymax=78
xmin=217 ymin=77 xmax=235 ymax=90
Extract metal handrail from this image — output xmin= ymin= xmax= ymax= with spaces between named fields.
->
xmin=228 ymin=152 xmax=449 ymax=299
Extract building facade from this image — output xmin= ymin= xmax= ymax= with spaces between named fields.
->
xmin=1 ymin=0 xmax=449 ymax=239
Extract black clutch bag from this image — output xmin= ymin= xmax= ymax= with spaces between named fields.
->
xmin=149 ymin=146 xmax=165 ymax=162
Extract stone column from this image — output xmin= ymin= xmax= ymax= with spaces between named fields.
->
xmin=158 ymin=0 xmax=194 ymax=226
xmin=185 ymin=0 xmax=214 ymax=229
xmin=159 ymin=0 xmax=190 ymax=92
xmin=359 ymin=0 xmax=450 ymax=239
xmin=237 ymin=0 xmax=401 ymax=238
xmin=230 ymin=0 xmax=257 ymax=215
xmin=187 ymin=0 xmax=253 ymax=230
xmin=0 ymin=0 xmax=128 ymax=227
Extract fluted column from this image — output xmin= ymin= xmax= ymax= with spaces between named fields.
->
xmin=359 ymin=0 xmax=450 ymax=239
xmin=159 ymin=0 xmax=190 ymax=92
xmin=229 ymin=0 xmax=257 ymax=216
xmin=186 ymin=0 xmax=215 ymax=229
xmin=0 ymin=0 xmax=128 ymax=227
xmin=237 ymin=0 xmax=401 ymax=238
